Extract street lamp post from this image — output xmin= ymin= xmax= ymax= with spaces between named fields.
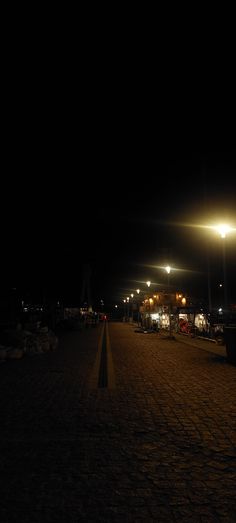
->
xmin=136 ymin=289 xmax=141 ymax=326
xmin=127 ymin=297 xmax=130 ymax=321
xmin=206 ymin=247 xmax=212 ymax=314
xmin=215 ymin=225 xmax=231 ymax=317
xmin=123 ymin=299 xmax=126 ymax=322
xmin=130 ymin=294 xmax=134 ymax=321
xmin=165 ymin=266 xmax=172 ymax=338
xmin=146 ymin=281 xmax=151 ymax=329
xmin=222 ymin=239 xmax=228 ymax=314
xmin=165 ymin=266 xmax=171 ymax=287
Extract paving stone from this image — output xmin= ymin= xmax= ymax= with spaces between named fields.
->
xmin=0 ymin=323 xmax=236 ymax=521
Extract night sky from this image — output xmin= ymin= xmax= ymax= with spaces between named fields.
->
xmin=1 ymin=55 xmax=236 ymax=309
xmin=1 ymin=144 xmax=235 ymax=310
xmin=2 ymin=9 xmax=236 ymax=312
xmin=86 ymin=150 xmax=236 ymax=308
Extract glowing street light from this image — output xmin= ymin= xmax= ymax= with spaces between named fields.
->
xmin=130 ymin=294 xmax=134 ymax=321
xmin=145 ymin=281 xmax=151 ymax=328
xmin=126 ymin=297 xmax=130 ymax=320
xmin=164 ymin=266 xmax=172 ymax=337
xmin=165 ymin=265 xmax=172 ymax=289
xmin=123 ymin=299 xmax=126 ymax=321
xmin=136 ymin=289 xmax=141 ymax=326
xmin=215 ymin=224 xmax=232 ymax=238
xmin=214 ymin=224 xmax=233 ymax=314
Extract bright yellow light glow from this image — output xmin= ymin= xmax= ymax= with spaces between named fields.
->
xmin=181 ymin=297 xmax=186 ymax=305
xmin=149 ymin=298 xmax=153 ymax=304
xmin=215 ymin=224 xmax=232 ymax=238
xmin=146 ymin=281 xmax=151 ymax=287
xmin=136 ymin=289 xmax=140 ymax=294
xmin=131 ymin=293 xmax=134 ymax=298
xmin=165 ymin=266 xmax=171 ymax=274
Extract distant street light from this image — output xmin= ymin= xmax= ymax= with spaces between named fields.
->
xmin=136 ymin=289 xmax=141 ymax=326
xmin=130 ymin=294 xmax=134 ymax=321
xmin=146 ymin=281 xmax=151 ymax=327
xmin=165 ymin=265 xmax=171 ymax=289
xmin=126 ymin=297 xmax=130 ymax=320
xmin=165 ymin=266 xmax=172 ymax=338
xmin=214 ymin=224 xmax=233 ymax=315
xmin=123 ymin=299 xmax=126 ymax=321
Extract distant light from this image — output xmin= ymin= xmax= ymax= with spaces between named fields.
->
xmin=136 ymin=289 xmax=140 ymax=294
xmin=219 ymin=284 xmax=223 ymax=288
xmin=131 ymin=293 xmax=134 ymax=298
xmin=115 ymin=305 xmax=118 ymax=308
xmin=146 ymin=281 xmax=151 ymax=287
xmin=218 ymin=308 xmax=223 ymax=312
xmin=181 ymin=297 xmax=186 ymax=305
xmin=165 ymin=266 xmax=171 ymax=274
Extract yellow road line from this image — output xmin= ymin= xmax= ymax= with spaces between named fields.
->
xmin=87 ymin=322 xmax=105 ymax=388
xmin=105 ymin=323 xmax=116 ymax=389
xmin=87 ymin=322 xmax=116 ymax=389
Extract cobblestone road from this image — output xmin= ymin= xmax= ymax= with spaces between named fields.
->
xmin=0 ymin=323 xmax=236 ymax=522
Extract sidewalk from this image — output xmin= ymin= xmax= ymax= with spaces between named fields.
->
xmin=0 ymin=322 xmax=236 ymax=522
xmin=132 ymin=324 xmax=227 ymax=358
xmin=174 ymin=332 xmax=227 ymax=357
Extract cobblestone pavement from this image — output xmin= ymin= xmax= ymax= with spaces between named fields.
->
xmin=0 ymin=322 xmax=236 ymax=522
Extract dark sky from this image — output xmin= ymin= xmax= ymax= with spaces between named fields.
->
xmin=1 ymin=57 xmax=236 ymax=309
xmin=86 ymin=150 xmax=236 ymax=307
xmin=1 ymin=17 xmax=235 ymax=311
xmin=2 ymin=146 xmax=235 ymax=309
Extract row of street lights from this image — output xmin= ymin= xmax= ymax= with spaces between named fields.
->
xmin=123 ymin=269 xmax=173 ymax=328
xmin=122 ymin=223 xmax=235 ymax=329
